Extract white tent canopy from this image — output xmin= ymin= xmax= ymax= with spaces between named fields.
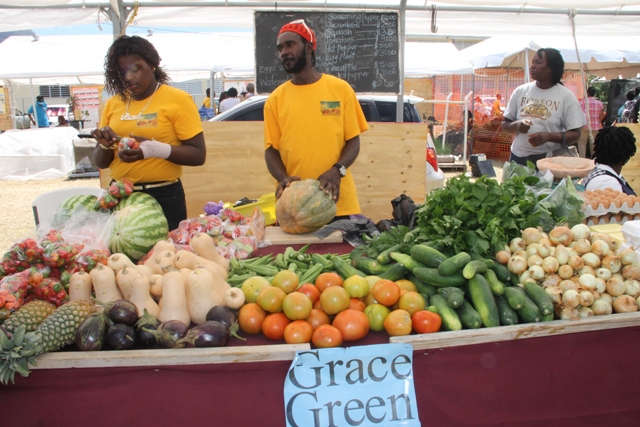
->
xmin=404 ymin=42 xmax=473 ymax=77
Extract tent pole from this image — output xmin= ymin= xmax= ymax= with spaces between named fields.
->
xmin=524 ymin=50 xmax=530 ymax=83
xmin=28 ymin=77 xmax=38 ymax=128
xmin=396 ymin=0 xmax=407 ymax=123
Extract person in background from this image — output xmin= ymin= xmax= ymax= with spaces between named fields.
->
xmin=199 ymin=88 xmax=215 ymax=121
xmin=219 ymin=87 xmax=240 ymax=113
xmin=56 ymin=115 xmax=69 ymax=127
xmin=582 ymin=126 xmax=637 ymax=195
xmin=501 ymin=48 xmax=585 ymax=166
xmin=244 ymin=83 xmax=255 ymax=99
xmin=264 ymin=19 xmax=368 ymax=219
xmin=492 ymin=94 xmax=503 ymax=118
xmin=578 ymin=86 xmax=605 ymax=158
xmin=202 ymin=88 xmax=212 ymax=109
xmin=27 ymin=95 xmax=49 ymax=128
xmin=91 ymin=35 xmax=206 ymax=231
xmin=621 ymin=90 xmax=638 ymax=123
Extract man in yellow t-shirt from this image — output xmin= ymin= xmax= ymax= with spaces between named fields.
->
xmin=264 ymin=19 xmax=368 ymax=217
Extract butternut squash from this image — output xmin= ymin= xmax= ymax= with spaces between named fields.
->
xmin=133 ymin=264 xmax=154 ymax=279
xmin=156 ymin=251 xmax=176 ymax=273
xmin=129 ymin=273 xmax=160 ymax=317
xmin=149 ymin=274 xmax=163 ymax=301
xmin=179 ymin=268 xmax=193 ymax=284
xmin=116 ymin=265 xmax=137 ymax=300
xmin=144 ymin=240 xmax=176 ymax=274
xmin=174 ymin=249 xmax=228 ymax=280
xmin=190 ymin=233 xmax=230 ymax=271
xmin=69 ymin=271 xmax=93 ymax=301
xmin=186 ymin=268 xmax=223 ymax=324
xmin=107 ymin=253 xmax=136 ymax=272
xmin=90 ymin=263 xmax=122 ymax=302
xmin=157 ymin=270 xmax=190 ymax=326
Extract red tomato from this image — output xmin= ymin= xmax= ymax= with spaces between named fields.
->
xmin=257 ymin=286 xmax=286 ymax=313
xmin=372 ymin=279 xmax=401 ymax=307
xmin=284 ymin=320 xmax=314 ymax=344
xmin=306 ymin=308 xmax=330 ymax=330
xmin=348 ymin=298 xmax=366 ymax=312
xmin=411 ymin=310 xmax=442 ymax=334
xmin=297 ymin=283 xmax=321 ymax=304
xmin=262 ymin=312 xmax=291 ymax=340
xmin=312 ymin=324 xmax=343 ymax=348
xmin=238 ymin=303 xmax=267 ymax=335
xmin=315 ymin=272 xmax=343 ymax=293
xmin=332 ymin=309 xmax=370 ymax=341
xmin=383 ymin=309 xmax=412 ymax=336
xmin=319 ymin=286 xmax=350 ymax=315
xmin=282 ymin=292 xmax=313 ymax=320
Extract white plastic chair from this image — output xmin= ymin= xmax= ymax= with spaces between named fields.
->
xmin=32 ymin=187 xmax=104 ymax=226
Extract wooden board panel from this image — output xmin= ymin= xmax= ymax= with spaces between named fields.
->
xmin=621 ymin=123 xmax=640 ymax=191
xmin=265 ymin=226 xmax=342 ymax=245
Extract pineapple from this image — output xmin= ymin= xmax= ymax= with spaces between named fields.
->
xmin=0 ymin=299 xmax=96 ymax=384
xmin=2 ymin=300 xmax=57 ymax=334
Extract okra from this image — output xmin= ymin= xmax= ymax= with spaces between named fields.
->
xmin=243 ymin=263 xmax=279 ymax=276
xmin=299 ymin=263 xmax=324 ymax=285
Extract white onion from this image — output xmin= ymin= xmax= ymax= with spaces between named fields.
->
xmin=591 ymin=299 xmax=613 ymax=315
xmin=591 ymin=240 xmax=610 ymax=258
xmin=568 ymin=255 xmax=585 ymax=271
xmin=609 ymin=238 xmax=622 ymax=253
xmin=513 ymin=250 xmax=527 ymax=259
xmin=601 ymin=254 xmax=621 ymax=273
xmin=581 ymin=252 xmax=601 ymax=269
xmin=522 ymin=227 xmax=543 ymax=245
xmin=578 ymin=273 xmax=597 ymax=292
xmin=556 ymin=305 xmax=580 ymax=320
xmin=624 ymin=279 xmax=640 ymax=297
xmin=562 ymin=289 xmax=580 ymax=308
xmin=525 ymin=243 xmax=540 ymax=257
xmin=599 ymin=292 xmax=613 ymax=305
xmin=572 ymin=239 xmax=592 ymax=255
xmin=537 ymin=243 xmax=554 ymax=258
xmin=612 ymin=273 xmax=624 ymax=281
xmin=549 ymin=226 xmax=573 ymax=246
xmin=612 ymin=295 xmax=639 ymax=313
xmin=545 ymin=286 xmax=563 ymax=304
xmin=595 ymin=278 xmax=607 ymax=294
xmin=621 ymin=264 xmax=640 ymax=281
xmin=519 ymin=271 xmax=532 ymax=284
xmin=508 ymin=255 xmax=528 ymax=275
xmin=558 ymin=264 xmax=574 ymax=280
xmin=590 ymin=232 xmax=613 ymax=248
xmin=509 ymin=238 xmax=526 ymax=254
xmin=595 ymin=268 xmax=612 ymax=281
xmin=559 ymin=279 xmax=579 ymax=293
xmin=577 ymin=266 xmax=596 ymax=277
xmin=619 ymin=248 xmax=638 ymax=266
xmin=570 ymin=224 xmax=591 ymax=241
xmin=578 ymin=306 xmax=594 ymax=318
xmin=606 ymin=277 xmax=626 ymax=296
xmin=578 ymin=290 xmax=595 ymax=306
xmin=528 ymin=265 xmax=545 ymax=281
xmin=636 ymin=296 xmax=640 ymax=311
xmin=527 ymin=254 xmax=543 ymax=267
xmin=541 ymin=256 xmax=560 ymax=274
xmin=554 ymin=244 xmax=570 ymax=265
xmin=541 ymin=273 xmax=562 ymax=288
xmin=495 ymin=250 xmax=511 ymax=265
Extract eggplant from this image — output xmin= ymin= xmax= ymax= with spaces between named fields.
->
xmin=145 ymin=320 xmax=189 ymax=348
xmin=105 ymin=323 xmax=136 ymax=350
xmin=94 ymin=298 xmax=139 ymax=326
xmin=205 ymin=305 xmax=238 ymax=328
xmin=135 ymin=309 xmax=160 ymax=348
xmin=177 ymin=321 xmax=229 ymax=348
xmin=75 ymin=312 xmax=108 ymax=351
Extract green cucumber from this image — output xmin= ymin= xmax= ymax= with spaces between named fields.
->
xmin=516 ymin=290 xmax=543 ymax=323
xmin=455 ymin=300 xmax=483 ymax=329
xmin=468 ymin=274 xmax=500 ymax=328
xmin=409 ymin=244 xmax=448 ymax=268
xmin=377 ymin=263 xmax=408 ymax=281
xmin=430 ymin=294 xmax=462 ymax=331
xmin=462 ymin=260 xmax=488 ymax=280
xmin=542 ymin=313 xmax=555 ymax=322
xmin=483 ymin=269 xmax=505 ymax=296
xmin=437 ymin=252 xmax=471 ymax=276
xmin=490 ymin=262 xmax=512 ymax=282
xmin=331 ymin=256 xmax=366 ymax=279
xmin=523 ymin=282 xmax=554 ymax=316
xmin=353 ymin=257 xmax=390 ymax=276
xmin=389 ymin=252 xmax=427 ymax=272
xmin=413 ymin=267 xmax=467 ymax=288
xmin=407 ymin=272 xmax=437 ymax=297
xmin=376 ymin=244 xmax=402 ymax=265
xmin=503 ymin=286 xmax=525 ymax=310
xmin=494 ymin=295 xmax=519 ymax=326
xmin=437 ymin=287 xmax=465 ymax=308
xmin=469 ymin=253 xmax=495 ymax=269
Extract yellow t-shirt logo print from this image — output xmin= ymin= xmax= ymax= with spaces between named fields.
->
xmin=320 ymin=101 xmax=341 ymax=116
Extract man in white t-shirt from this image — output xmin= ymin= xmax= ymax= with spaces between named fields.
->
xmin=219 ymin=87 xmax=240 ymax=113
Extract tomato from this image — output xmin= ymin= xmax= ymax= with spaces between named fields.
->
xmin=396 ymin=279 xmax=418 ymax=292
xmin=348 ymin=298 xmax=366 ymax=312
xmin=241 ymin=276 xmax=271 ymax=304
xmin=306 ymin=308 xmax=330 ymax=330
xmin=332 ymin=309 xmax=370 ymax=341
xmin=398 ymin=291 xmax=426 ymax=316
xmin=272 ymin=270 xmax=299 ymax=294
xmin=383 ymin=309 xmax=412 ymax=336
xmin=372 ymin=279 xmax=402 ymax=307
xmin=312 ymin=324 xmax=343 ymax=348
xmin=284 ymin=320 xmax=314 ymax=344
xmin=363 ymin=292 xmax=379 ymax=306
xmin=364 ymin=275 xmax=382 ymax=289
xmin=319 ymin=285 xmax=350 ymax=315
xmin=364 ymin=303 xmax=390 ymax=332
xmin=257 ymin=286 xmax=286 ymax=313
xmin=297 ymin=283 xmax=321 ymax=304
xmin=342 ymin=275 xmax=370 ymax=299
xmin=262 ymin=312 xmax=291 ymax=340
xmin=282 ymin=292 xmax=313 ymax=320
xmin=412 ymin=310 xmax=442 ymax=334
xmin=315 ymin=272 xmax=343 ymax=293
xmin=312 ymin=298 xmax=323 ymax=311
xmin=238 ymin=303 xmax=267 ymax=335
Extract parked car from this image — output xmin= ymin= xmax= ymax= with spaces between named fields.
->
xmin=209 ymin=94 xmax=445 ymax=193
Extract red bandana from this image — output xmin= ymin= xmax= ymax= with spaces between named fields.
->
xmin=278 ymin=19 xmax=317 ymax=51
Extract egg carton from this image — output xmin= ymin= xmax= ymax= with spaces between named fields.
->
xmin=582 ymin=201 xmax=640 ymax=217
xmin=585 ymin=213 xmax=640 ymax=226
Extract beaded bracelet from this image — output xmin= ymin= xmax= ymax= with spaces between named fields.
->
xmin=98 ymin=143 xmax=114 ymax=150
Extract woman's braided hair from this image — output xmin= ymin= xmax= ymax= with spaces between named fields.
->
xmin=536 ymin=48 xmax=565 ymax=85
xmin=593 ymin=126 xmax=637 ymax=166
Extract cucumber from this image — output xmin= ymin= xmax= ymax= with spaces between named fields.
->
xmin=437 ymin=252 xmax=471 ymax=276
xmin=413 ymin=267 xmax=467 ymax=288
xmin=517 ymin=291 xmax=543 ymax=323
xmin=483 ymin=269 xmax=505 ymax=296
xmin=469 ymin=253 xmax=495 ymax=269
xmin=376 ymin=244 xmax=402 ymax=265
xmin=409 ymin=244 xmax=448 ymax=268
xmin=377 ymin=263 xmax=408 ymax=281
xmin=468 ymin=274 xmax=500 ymax=328
xmin=353 ymin=257 xmax=390 ymax=276
xmin=455 ymin=300 xmax=483 ymax=329
xmin=523 ymin=282 xmax=554 ymax=316
xmin=407 ymin=272 xmax=437 ymax=297
xmin=542 ymin=313 xmax=555 ymax=322
xmin=437 ymin=287 xmax=465 ymax=308
xmin=490 ymin=262 xmax=511 ymax=282
xmin=503 ymin=286 xmax=525 ymax=310
xmin=389 ymin=252 xmax=427 ymax=272
xmin=430 ymin=294 xmax=462 ymax=331
xmin=331 ymin=256 xmax=366 ymax=279
xmin=462 ymin=260 xmax=488 ymax=280
xmin=494 ymin=295 xmax=519 ymax=326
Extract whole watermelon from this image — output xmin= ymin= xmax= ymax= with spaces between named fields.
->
xmin=113 ymin=192 xmax=162 ymax=212
xmin=109 ymin=204 xmax=168 ymax=261
xmin=51 ymin=194 xmax=99 ymax=228
xmin=275 ymin=179 xmax=337 ymax=234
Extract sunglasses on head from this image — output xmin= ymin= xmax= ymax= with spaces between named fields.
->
xmin=290 ymin=19 xmax=314 ymax=45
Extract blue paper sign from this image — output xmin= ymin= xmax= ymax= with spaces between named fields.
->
xmin=284 ymin=343 xmax=421 ymax=427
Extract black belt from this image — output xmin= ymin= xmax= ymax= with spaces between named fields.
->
xmin=132 ymin=179 xmax=179 ymax=191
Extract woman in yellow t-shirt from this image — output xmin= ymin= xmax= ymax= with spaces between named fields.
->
xmin=92 ymin=35 xmax=206 ymax=230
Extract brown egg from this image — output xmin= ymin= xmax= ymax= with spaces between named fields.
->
xmin=613 ymin=213 xmax=624 ymax=223
xmin=601 ymin=199 xmax=611 ymax=209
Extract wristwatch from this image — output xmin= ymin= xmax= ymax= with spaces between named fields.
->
xmin=333 ymin=163 xmax=347 ymax=177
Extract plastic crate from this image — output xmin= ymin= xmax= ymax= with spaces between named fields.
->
xmin=228 ymin=193 xmax=276 ymax=225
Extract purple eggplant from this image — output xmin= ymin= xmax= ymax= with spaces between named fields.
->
xmin=75 ymin=311 xmax=108 ymax=351
xmin=135 ymin=309 xmax=160 ymax=348
xmin=177 ymin=321 xmax=229 ymax=348
xmin=106 ymin=323 xmax=136 ymax=350
xmin=145 ymin=320 xmax=189 ymax=348
xmin=94 ymin=298 xmax=139 ymax=326
xmin=205 ymin=305 xmax=237 ymax=328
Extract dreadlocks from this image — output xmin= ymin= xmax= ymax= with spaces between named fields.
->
xmin=103 ymin=35 xmax=170 ymax=101
xmin=593 ymin=126 xmax=637 ymax=166
xmin=536 ymin=48 xmax=565 ymax=85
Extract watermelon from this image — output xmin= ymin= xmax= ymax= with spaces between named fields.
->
xmin=109 ymin=204 xmax=168 ymax=261
xmin=51 ymin=194 xmax=99 ymax=228
xmin=114 ymin=192 xmax=162 ymax=212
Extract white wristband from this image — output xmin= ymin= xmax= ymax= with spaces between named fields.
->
xmin=140 ymin=139 xmax=171 ymax=160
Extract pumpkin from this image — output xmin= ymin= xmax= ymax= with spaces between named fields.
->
xmin=275 ymin=179 xmax=337 ymax=234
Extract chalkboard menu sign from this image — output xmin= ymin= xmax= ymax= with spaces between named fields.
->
xmin=255 ymin=11 xmax=400 ymax=94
